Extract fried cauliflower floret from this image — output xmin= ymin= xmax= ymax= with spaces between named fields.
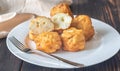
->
xmin=61 ymin=27 xmax=85 ymax=52
xmin=29 ymin=31 xmax=38 ymax=40
xmin=51 ymin=13 xmax=72 ymax=30
xmin=71 ymin=15 xmax=95 ymax=41
xmin=50 ymin=3 xmax=73 ymax=18
xmin=29 ymin=16 xmax=54 ymax=40
xmin=34 ymin=32 xmax=62 ymax=53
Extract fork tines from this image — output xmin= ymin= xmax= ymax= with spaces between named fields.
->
xmin=9 ymin=36 xmax=31 ymax=52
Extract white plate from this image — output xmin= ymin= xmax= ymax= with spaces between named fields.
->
xmin=6 ymin=18 xmax=120 ymax=69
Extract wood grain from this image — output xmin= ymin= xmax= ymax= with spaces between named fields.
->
xmin=0 ymin=39 xmax=22 ymax=71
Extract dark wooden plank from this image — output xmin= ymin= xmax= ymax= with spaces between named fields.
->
xmin=21 ymin=62 xmax=77 ymax=71
xmin=0 ymin=38 xmax=22 ymax=71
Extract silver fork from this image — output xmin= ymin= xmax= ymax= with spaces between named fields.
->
xmin=9 ymin=36 xmax=84 ymax=68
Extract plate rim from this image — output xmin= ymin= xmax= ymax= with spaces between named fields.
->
xmin=6 ymin=18 xmax=120 ymax=69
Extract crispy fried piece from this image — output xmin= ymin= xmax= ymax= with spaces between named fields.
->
xmin=71 ymin=15 xmax=95 ymax=41
xmin=28 ymin=31 xmax=38 ymax=40
xmin=53 ymin=29 xmax=63 ymax=35
xmin=29 ymin=16 xmax=54 ymax=40
xmin=51 ymin=13 xmax=72 ymax=30
xmin=50 ymin=3 xmax=73 ymax=18
xmin=61 ymin=27 xmax=85 ymax=52
xmin=34 ymin=32 xmax=62 ymax=53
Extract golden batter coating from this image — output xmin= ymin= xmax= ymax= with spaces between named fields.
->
xmin=34 ymin=32 xmax=62 ymax=53
xmin=28 ymin=31 xmax=38 ymax=40
xmin=50 ymin=3 xmax=73 ymax=18
xmin=71 ymin=15 xmax=95 ymax=41
xmin=29 ymin=16 xmax=54 ymax=40
xmin=61 ymin=27 xmax=85 ymax=52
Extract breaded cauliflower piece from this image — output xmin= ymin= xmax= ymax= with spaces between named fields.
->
xmin=71 ymin=15 xmax=95 ymax=41
xmin=61 ymin=27 xmax=85 ymax=52
xmin=50 ymin=3 xmax=73 ymax=18
xmin=34 ymin=32 xmax=62 ymax=53
xmin=29 ymin=31 xmax=38 ymax=40
xmin=29 ymin=16 xmax=54 ymax=40
xmin=51 ymin=13 xmax=72 ymax=30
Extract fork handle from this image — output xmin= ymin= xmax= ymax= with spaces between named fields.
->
xmin=28 ymin=49 xmax=84 ymax=68
xmin=49 ymin=54 xmax=84 ymax=67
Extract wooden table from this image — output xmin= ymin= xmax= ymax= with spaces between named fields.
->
xmin=0 ymin=0 xmax=120 ymax=71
